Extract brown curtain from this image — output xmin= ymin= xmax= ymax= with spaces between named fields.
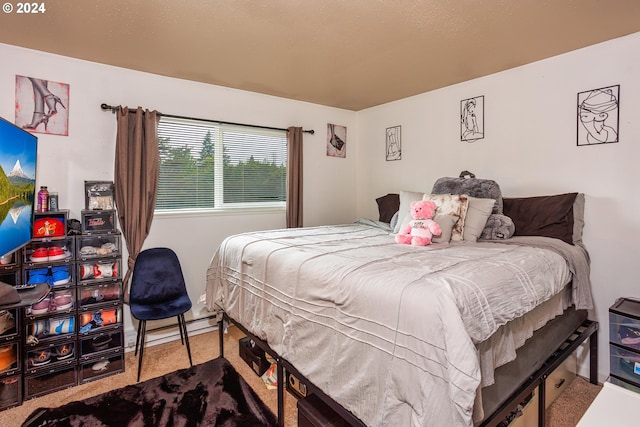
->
xmin=114 ymin=107 xmax=160 ymax=302
xmin=286 ymin=127 xmax=303 ymax=228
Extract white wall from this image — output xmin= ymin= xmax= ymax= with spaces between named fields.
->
xmin=0 ymin=43 xmax=358 ymax=344
xmin=356 ymin=32 xmax=640 ymax=381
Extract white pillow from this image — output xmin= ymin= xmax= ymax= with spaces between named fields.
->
xmin=463 ymin=196 xmax=496 ymax=242
xmin=422 ymin=194 xmax=469 ymax=241
xmin=393 ymin=190 xmax=425 ymax=234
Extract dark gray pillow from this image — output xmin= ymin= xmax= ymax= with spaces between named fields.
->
xmin=503 ymin=193 xmax=578 ymax=245
xmin=375 ymin=193 xmax=400 ymax=223
xmin=431 ymin=177 xmax=503 ymax=214
xmin=479 ymin=214 xmax=515 ymax=240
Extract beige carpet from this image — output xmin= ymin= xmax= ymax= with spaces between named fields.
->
xmin=0 ymin=325 xmax=601 ymax=427
xmin=546 ymin=376 xmax=602 ymax=427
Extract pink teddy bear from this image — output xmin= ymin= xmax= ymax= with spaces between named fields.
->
xmin=395 ymin=200 xmax=442 ymax=246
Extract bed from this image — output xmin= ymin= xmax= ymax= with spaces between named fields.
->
xmin=205 ymin=176 xmax=597 ymax=427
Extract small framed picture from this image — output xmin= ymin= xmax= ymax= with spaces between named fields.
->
xmin=85 ymin=181 xmax=115 ymax=210
xmin=327 ymin=123 xmax=347 ymax=158
xmin=386 ymin=125 xmax=401 ymax=161
xmin=577 ymin=85 xmax=620 ymax=146
xmin=460 ymin=95 xmax=484 ymax=142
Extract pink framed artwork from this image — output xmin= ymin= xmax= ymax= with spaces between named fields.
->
xmin=15 ymin=75 xmax=69 ymax=136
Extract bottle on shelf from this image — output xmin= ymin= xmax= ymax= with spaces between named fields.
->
xmin=37 ymin=186 xmax=49 ymax=213
xmin=49 ymin=192 xmax=58 ymax=211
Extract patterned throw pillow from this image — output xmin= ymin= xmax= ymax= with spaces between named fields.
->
xmin=422 ymin=194 xmax=469 ymax=241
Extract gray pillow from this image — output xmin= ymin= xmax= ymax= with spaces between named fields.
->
xmin=573 ymin=193 xmax=585 ymax=246
xmin=464 ymin=197 xmax=496 ymax=242
xmin=431 ymin=176 xmax=504 ymax=214
xmin=479 ymin=214 xmax=515 ymax=240
xmin=432 ymin=214 xmax=458 ymax=243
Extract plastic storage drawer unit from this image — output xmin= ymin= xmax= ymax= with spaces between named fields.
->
xmin=610 ymin=298 xmax=640 ymax=389
xmin=610 ymin=298 xmax=640 ymax=351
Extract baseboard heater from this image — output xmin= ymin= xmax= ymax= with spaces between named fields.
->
xmin=125 ymin=313 xmax=218 ymax=350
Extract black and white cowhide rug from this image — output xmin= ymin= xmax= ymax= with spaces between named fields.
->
xmin=22 ymin=357 xmax=277 ymax=427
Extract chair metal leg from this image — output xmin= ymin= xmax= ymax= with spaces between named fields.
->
xmin=134 ymin=320 xmax=143 ymax=356
xmin=178 ymin=316 xmax=185 ymax=345
xmin=137 ymin=320 xmax=147 ymax=382
xmin=178 ymin=313 xmax=193 ymax=367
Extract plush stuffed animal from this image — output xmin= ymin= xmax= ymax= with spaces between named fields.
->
xmin=395 ymin=200 xmax=442 ymax=246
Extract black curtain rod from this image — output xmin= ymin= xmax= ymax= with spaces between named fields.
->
xmin=100 ymin=103 xmax=314 ymax=134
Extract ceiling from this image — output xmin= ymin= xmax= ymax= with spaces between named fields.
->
xmin=1 ymin=0 xmax=640 ymax=111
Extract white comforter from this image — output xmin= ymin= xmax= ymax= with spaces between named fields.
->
xmin=206 ymin=224 xmax=588 ymax=427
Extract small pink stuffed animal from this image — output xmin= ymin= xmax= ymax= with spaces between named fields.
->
xmin=395 ymin=200 xmax=442 ymax=246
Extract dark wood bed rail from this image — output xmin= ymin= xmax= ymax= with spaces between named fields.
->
xmin=217 ymin=309 xmax=598 ymax=427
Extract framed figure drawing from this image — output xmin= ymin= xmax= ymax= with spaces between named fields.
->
xmin=577 ymin=85 xmax=619 ymax=146
xmin=460 ymin=96 xmax=484 ymax=142
xmin=386 ymin=125 xmax=401 ymax=161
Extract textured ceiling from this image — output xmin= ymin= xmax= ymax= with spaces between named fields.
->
xmin=1 ymin=0 xmax=640 ymax=111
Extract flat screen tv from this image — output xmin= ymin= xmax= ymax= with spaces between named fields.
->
xmin=0 ymin=116 xmax=38 ymax=263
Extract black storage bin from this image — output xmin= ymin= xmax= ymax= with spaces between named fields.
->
xmin=238 ymin=337 xmax=270 ymax=376
xmin=297 ymin=394 xmax=350 ymax=427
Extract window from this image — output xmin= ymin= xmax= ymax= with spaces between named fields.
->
xmin=156 ymin=117 xmax=287 ymax=212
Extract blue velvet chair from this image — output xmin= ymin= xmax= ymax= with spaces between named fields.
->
xmin=129 ymin=247 xmax=193 ymax=381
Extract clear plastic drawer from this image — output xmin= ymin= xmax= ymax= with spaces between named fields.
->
xmin=25 ymin=314 xmax=76 ymax=345
xmin=23 ymin=264 xmax=75 ymax=289
xmin=23 ymin=237 xmax=75 ymax=266
xmin=610 ymin=298 xmax=640 ymax=351
xmin=80 ymin=352 xmax=124 ymax=383
xmin=0 ymin=342 xmax=19 ymax=377
xmin=610 ymin=343 xmax=640 ymax=388
xmin=79 ymin=328 xmax=123 ymax=360
xmin=0 ymin=309 xmax=18 ymax=341
xmin=78 ymin=282 xmax=122 ymax=310
xmin=78 ymin=304 xmax=122 ymax=335
xmin=25 ymin=288 xmax=76 ymax=318
xmin=76 ymin=259 xmax=121 ymax=285
xmin=25 ymin=340 xmax=76 ymax=372
xmin=24 ymin=365 xmax=77 ymax=400
xmin=76 ymin=234 xmax=121 ymax=260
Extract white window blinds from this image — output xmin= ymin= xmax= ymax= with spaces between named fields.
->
xmin=156 ymin=116 xmax=287 ymax=211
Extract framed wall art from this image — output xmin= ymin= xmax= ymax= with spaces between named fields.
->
xmin=15 ymin=75 xmax=69 ymax=136
xmin=327 ymin=123 xmax=347 ymax=158
xmin=460 ymin=95 xmax=484 ymax=142
xmin=577 ymin=85 xmax=619 ymax=146
xmin=386 ymin=125 xmax=401 ymax=161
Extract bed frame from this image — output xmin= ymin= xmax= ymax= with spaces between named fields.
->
xmin=217 ymin=309 xmax=598 ymax=427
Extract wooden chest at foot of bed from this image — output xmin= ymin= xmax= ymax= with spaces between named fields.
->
xmin=298 ymin=394 xmax=350 ymax=427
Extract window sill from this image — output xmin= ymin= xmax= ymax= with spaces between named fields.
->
xmin=154 ymin=206 xmax=285 ymax=219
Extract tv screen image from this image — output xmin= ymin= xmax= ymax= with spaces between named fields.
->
xmin=0 ymin=116 xmax=38 ymax=261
